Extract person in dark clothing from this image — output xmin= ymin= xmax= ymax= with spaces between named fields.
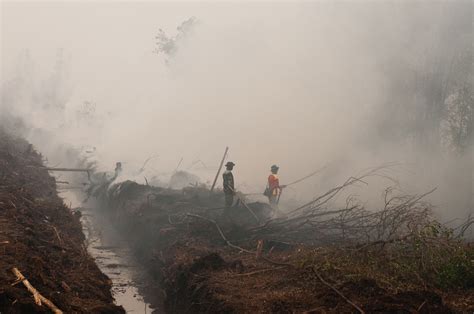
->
xmin=222 ymin=161 xmax=235 ymax=207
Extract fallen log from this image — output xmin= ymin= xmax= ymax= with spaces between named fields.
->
xmin=11 ymin=267 xmax=63 ymax=314
xmin=43 ymin=167 xmax=92 ymax=172
xmin=41 ymin=167 xmax=92 ymax=181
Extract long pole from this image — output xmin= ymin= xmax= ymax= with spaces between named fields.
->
xmin=286 ymin=165 xmax=326 ymax=187
xmin=234 ymin=189 xmax=260 ymax=223
xmin=174 ymin=157 xmax=184 ymax=172
xmin=210 ymin=146 xmax=229 ymax=192
xmin=43 ymin=167 xmax=92 ymax=172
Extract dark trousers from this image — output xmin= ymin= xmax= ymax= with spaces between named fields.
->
xmin=225 ymin=193 xmax=234 ymax=207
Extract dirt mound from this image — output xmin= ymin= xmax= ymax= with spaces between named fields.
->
xmin=184 ymin=252 xmax=460 ymax=313
xmin=0 ymin=129 xmax=123 ymax=313
xmin=164 ymin=251 xmax=238 ymax=313
xmin=83 ymin=159 xmax=473 ymax=313
xmin=339 ymin=279 xmax=452 ymax=313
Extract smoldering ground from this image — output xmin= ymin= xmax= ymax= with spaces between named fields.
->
xmin=1 ymin=1 xmax=472 ymax=221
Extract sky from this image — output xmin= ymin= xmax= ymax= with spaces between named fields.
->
xmin=1 ymin=1 xmax=472 ymax=220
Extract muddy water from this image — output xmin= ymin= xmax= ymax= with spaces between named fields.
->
xmin=58 ymin=190 xmax=162 ymax=313
xmin=79 ymin=207 xmax=156 ymax=313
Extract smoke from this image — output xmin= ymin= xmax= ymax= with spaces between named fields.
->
xmin=1 ymin=1 xmax=472 ymax=220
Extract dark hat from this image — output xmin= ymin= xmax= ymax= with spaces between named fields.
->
xmin=225 ymin=161 xmax=235 ymax=167
xmin=271 ymin=164 xmax=279 ymax=170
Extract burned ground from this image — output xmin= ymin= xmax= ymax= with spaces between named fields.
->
xmin=89 ymin=176 xmax=474 ymax=313
xmin=0 ymin=129 xmax=124 ymax=313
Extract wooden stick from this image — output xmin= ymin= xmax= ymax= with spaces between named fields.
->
xmin=310 ymin=267 xmax=364 ymax=314
xmin=11 ymin=268 xmax=63 ymax=314
xmin=417 ymin=300 xmax=427 ymax=312
xmin=52 ymin=226 xmax=63 ymax=246
xmin=204 ymin=206 xmax=228 ymax=211
xmin=210 ymin=147 xmax=229 ymax=192
xmin=256 ymin=240 xmax=264 ymax=260
xmin=186 ymin=214 xmax=293 ymax=267
xmin=186 ymin=213 xmax=253 ymax=253
xmin=241 ymin=198 xmax=260 ymax=223
xmin=232 ymin=189 xmax=260 ymax=223
xmin=174 ymin=157 xmax=184 ymax=172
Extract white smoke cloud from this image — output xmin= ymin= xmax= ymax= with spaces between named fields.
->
xmin=1 ymin=1 xmax=472 ymax=221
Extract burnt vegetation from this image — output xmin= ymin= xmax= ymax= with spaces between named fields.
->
xmin=80 ymin=159 xmax=474 ymax=313
xmin=0 ymin=2 xmax=472 ymax=313
xmin=0 ymin=129 xmax=124 ymax=313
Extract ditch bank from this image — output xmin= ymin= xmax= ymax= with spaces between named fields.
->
xmin=0 ymin=130 xmax=124 ymax=313
xmin=78 ymin=204 xmax=155 ymax=312
xmin=88 ymin=180 xmax=275 ymax=312
xmin=89 ymin=178 xmax=474 ymax=313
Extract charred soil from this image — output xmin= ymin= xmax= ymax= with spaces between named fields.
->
xmin=0 ymin=130 xmax=124 ymax=313
xmin=90 ymin=178 xmax=474 ymax=313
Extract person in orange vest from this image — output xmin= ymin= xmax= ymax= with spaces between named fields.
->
xmin=265 ymin=165 xmax=286 ymax=206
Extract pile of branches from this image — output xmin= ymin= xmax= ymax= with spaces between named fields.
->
xmin=243 ymin=165 xmax=443 ymax=246
xmin=183 ymin=165 xmax=473 ymax=289
xmin=185 ymin=164 xmax=472 ymax=249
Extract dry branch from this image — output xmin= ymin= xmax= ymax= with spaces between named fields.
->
xmin=186 ymin=214 xmax=293 ymax=267
xmin=234 ymin=190 xmax=260 ymax=223
xmin=11 ymin=267 xmax=63 ymax=314
xmin=186 ymin=213 xmax=253 ymax=253
xmin=311 ymin=267 xmax=365 ymax=314
xmin=138 ymin=154 xmax=159 ymax=173
xmin=232 ymin=266 xmax=285 ymax=277
xmin=237 ymin=164 xmax=440 ymax=248
xmin=52 ymin=226 xmax=63 ymax=246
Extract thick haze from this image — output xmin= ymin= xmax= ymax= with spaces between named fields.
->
xmin=1 ymin=1 xmax=472 ymax=220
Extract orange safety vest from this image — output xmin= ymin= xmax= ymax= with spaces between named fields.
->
xmin=268 ymin=174 xmax=280 ymax=196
